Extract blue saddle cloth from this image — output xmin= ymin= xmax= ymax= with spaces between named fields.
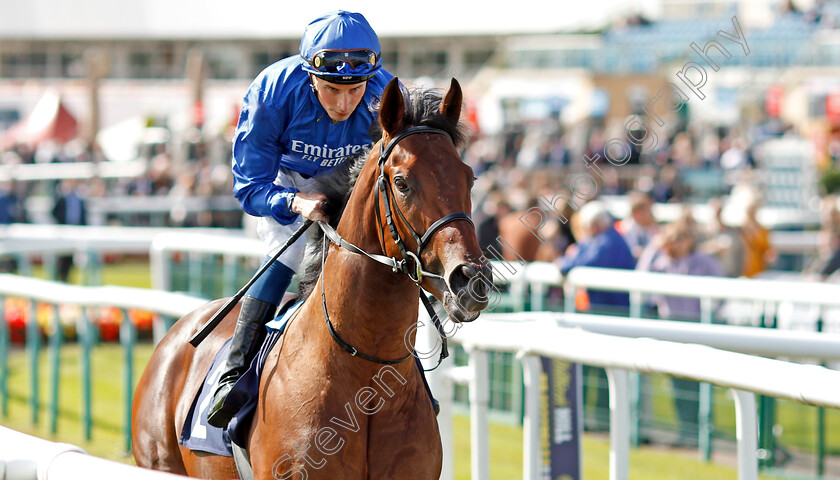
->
xmin=178 ymin=301 xmax=303 ymax=456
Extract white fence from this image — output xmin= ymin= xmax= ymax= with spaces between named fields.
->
xmin=490 ymin=261 xmax=840 ymax=332
xmin=0 ymin=274 xmax=205 ymax=318
xmin=424 ymin=313 xmax=840 ymax=480
xmin=5 ymin=274 xmax=840 ymax=480
xmin=0 ymin=224 xmax=822 ymax=288
xmin=0 ymin=426 xmax=186 ymax=480
xmin=3 ymin=234 xmax=840 ymax=480
xmin=563 ymin=266 xmax=840 ymax=309
xmin=0 ymin=161 xmax=147 ymax=183
xmin=426 ymin=262 xmax=840 ymax=480
xmin=563 ymin=266 xmax=840 ymax=334
xmin=0 ymin=224 xmax=247 ymax=285
xmin=149 ymin=231 xmax=263 ymax=292
xmin=0 ymin=276 xmax=204 ymax=480
xmin=0 ymin=224 xmax=244 ymax=258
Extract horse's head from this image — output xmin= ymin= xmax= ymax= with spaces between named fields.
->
xmin=372 ymin=77 xmax=492 ymax=322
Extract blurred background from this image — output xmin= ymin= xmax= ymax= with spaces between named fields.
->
xmin=4 ymin=1 xmax=840 ymax=478
xmin=1 ymin=0 xmax=837 ymax=235
xmin=0 ymin=0 xmax=840 ymax=239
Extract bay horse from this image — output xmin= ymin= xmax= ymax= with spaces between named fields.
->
xmin=132 ymin=77 xmax=491 ymax=479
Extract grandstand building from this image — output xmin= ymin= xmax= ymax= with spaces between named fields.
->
xmin=0 ymin=0 xmax=838 ymax=148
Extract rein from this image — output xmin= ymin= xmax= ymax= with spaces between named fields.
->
xmin=317 ymin=126 xmax=473 ymax=368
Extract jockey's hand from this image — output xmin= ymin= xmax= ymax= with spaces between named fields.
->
xmin=291 ymin=192 xmax=329 ymax=222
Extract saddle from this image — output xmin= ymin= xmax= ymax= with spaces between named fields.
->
xmin=178 ymin=299 xmax=303 ymax=468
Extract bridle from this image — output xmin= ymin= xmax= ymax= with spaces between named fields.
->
xmin=318 ymin=125 xmax=474 ymax=366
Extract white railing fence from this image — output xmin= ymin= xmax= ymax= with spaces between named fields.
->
xmin=423 ymin=313 xmax=840 ymax=480
xmin=3 ymin=248 xmax=840 ymax=480
xmin=563 ymin=266 xmax=840 ymax=332
xmin=0 ymin=426 xmax=187 ymax=480
xmin=0 ymin=274 xmax=208 ymax=454
xmin=564 ymin=265 xmax=840 ymax=306
xmin=0 ymin=224 xmax=246 ymax=286
xmin=0 ymin=224 xmax=236 ymax=254
xmin=486 ymin=262 xmax=840 ymax=473
xmin=0 ymin=274 xmax=206 ymax=320
xmin=0 ymin=276 xmax=207 ymax=479
xmin=149 ymin=231 xmax=263 ymax=292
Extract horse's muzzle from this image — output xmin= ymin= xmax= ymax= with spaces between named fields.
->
xmin=444 ymin=262 xmax=493 ymax=322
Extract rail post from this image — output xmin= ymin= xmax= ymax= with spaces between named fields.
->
xmin=816 ymin=313 xmax=826 ymax=477
xmin=121 ymin=308 xmax=136 ymax=453
xmin=188 ymin=252 xmax=203 ymax=297
xmin=731 ymin=389 xmax=759 ymax=480
xmin=520 ymin=354 xmax=541 ymax=480
xmin=757 ymin=301 xmax=777 ymax=469
xmin=606 ymin=368 xmax=630 ymax=480
xmin=80 ymin=306 xmax=93 ymax=441
xmin=222 ymin=254 xmax=238 ymax=297
xmin=699 ymin=296 xmax=714 ymax=461
xmin=48 ymin=303 xmax=62 ymax=434
xmin=27 ymin=299 xmax=39 ymax=425
xmin=628 ymin=291 xmax=643 ymax=448
xmin=467 ymin=347 xmax=489 ymax=480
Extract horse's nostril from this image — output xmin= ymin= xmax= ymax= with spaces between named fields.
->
xmin=445 ymin=262 xmax=492 ymax=316
xmin=448 ymin=263 xmax=491 ymax=302
xmin=461 ymin=264 xmax=479 ymax=279
xmin=448 ymin=264 xmax=474 ymax=293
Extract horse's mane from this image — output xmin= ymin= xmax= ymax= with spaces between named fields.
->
xmin=295 ymin=84 xmax=468 ymax=301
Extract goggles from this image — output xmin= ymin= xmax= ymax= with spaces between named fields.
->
xmin=308 ymin=49 xmax=378 ymax=73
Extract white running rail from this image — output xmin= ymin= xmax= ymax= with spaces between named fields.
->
xmin=0 ymin=426 xmax=187 ymax=480
xmin=423 ymin=313 xmax=840 ymax=480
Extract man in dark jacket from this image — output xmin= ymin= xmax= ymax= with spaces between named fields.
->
xmin=51 ymin=179 xmax=87 ymax=282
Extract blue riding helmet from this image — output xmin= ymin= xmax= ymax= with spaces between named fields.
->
xmin=299 ymin=10 xmax=382 ymax=84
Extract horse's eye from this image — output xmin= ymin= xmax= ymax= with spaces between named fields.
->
xmin=393 ymin=176 xmax=409 ymax=192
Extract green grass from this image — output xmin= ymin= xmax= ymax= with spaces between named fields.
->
xmin=28 ymin=258 xmax=152 ymax=289
xmin=1 ymin=341 xmax=782 ymax=479
xmin=1 ymin=343 xmax=153 ymax=461
xmin=451 ymin=415 xmax=783 ymax=480
xmin=98 ymin=259 xmax=153 ymax=289
xmin=638 ymin=374 xmax=840 ymax=456
xmin=0 ymin=261 xmax=808 ymax=478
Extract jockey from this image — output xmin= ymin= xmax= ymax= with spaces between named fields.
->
xmin=207 ymin=10 xmax=394 ymax=427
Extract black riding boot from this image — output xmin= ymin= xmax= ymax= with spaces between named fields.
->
xmin=207 ymin=295 xmax=277 ymax=428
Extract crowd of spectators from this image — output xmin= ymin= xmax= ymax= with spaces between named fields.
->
xmin=469 ymin=108 xmax=793 ymax=273
xmin=463 ymin=111 xmax=817 ymax=441
xmin=0 ymin=93 xmax=827 ymax=285
xmin=0 ymin=132 xmax=239 ymax=229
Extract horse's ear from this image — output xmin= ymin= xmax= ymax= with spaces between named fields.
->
xmin=440 ymin=78 xmax=462 ymax=124
xmin=379 ymin=77 xmax=405 ymax=136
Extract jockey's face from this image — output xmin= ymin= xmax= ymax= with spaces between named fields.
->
xmin=310 ymin=75 xmax=367 ymax=123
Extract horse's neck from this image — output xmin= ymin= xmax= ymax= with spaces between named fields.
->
xmin=320 ymin=245 xmax=420 ymax=360
xmin=319 ymin=173 xmax=421 ymax=360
